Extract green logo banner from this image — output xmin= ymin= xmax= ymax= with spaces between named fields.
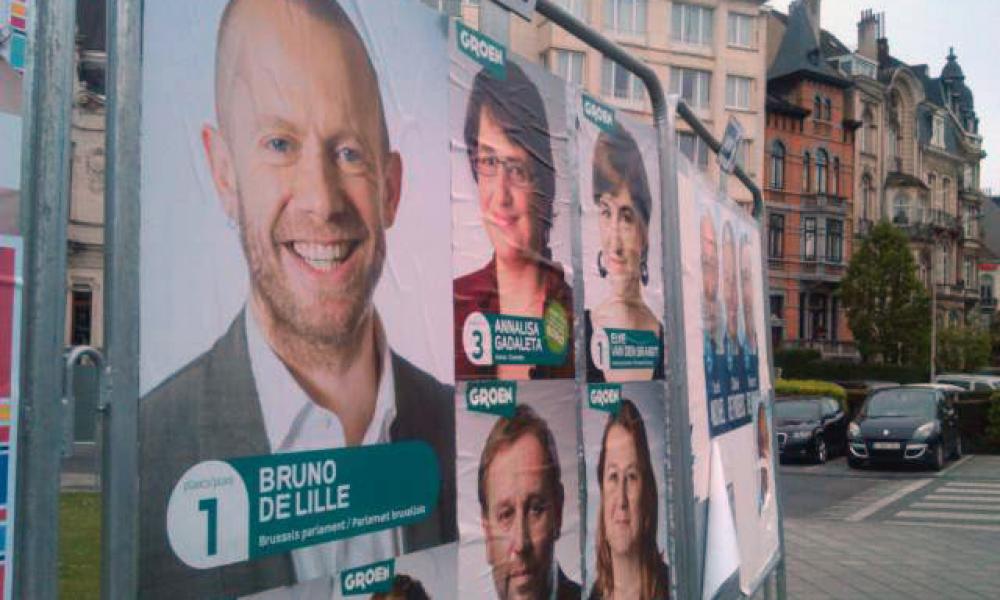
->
xmin=456 ymin=21 xmax=506 ymax=79
xmin=463 ymin=307 xmax=569 ymax=368
xmin=588 ymin=384 xmax=622 ymax=415
xmin=166 ymin=443 xmax=441 ymax=568
xmin=466 ymin=381 xmax=517 ymax=417
xmin=606 ymin=328 xmax=661 ymax=369
xmin=341 ymin=559 xmax=396 ymax=596
xmin=582 ymin=94 xmax=615 ymax=132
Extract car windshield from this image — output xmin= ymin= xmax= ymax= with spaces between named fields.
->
xmin=775 ymin=400 xmax=822 ymax=420
xmin=864 ymin=390 xmax=936 ymax=419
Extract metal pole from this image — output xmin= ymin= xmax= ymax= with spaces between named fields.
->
xmin=13 ymin=0 xmax=77 ymax=598
xmin=930 ymin=246 xmax=937 ymax=379
xmin=102 ymin=0 xmax=143 ymax=597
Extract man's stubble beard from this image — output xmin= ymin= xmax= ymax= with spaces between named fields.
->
xmin=237 ymin=199 xmax=386 ymax=355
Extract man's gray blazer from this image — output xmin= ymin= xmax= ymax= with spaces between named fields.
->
xmin=138 ymin=313 xmax=457 ymax=598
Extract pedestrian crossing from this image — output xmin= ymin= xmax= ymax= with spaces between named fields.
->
xmin=886 ymin=480 xmax=1000 ymax=532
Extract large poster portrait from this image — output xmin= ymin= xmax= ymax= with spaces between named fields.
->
xmin=138 ymin=1 xmax=456 ymax=597
xmin=451 ymin=24 xmax=575 ymax=381
xmin=578 ymin=95 xmax=665 ymax=384
xmin=583 ymin=383 xmax=669 ymax=600
xmin=456 ymin=381 xmax=582 ymax=599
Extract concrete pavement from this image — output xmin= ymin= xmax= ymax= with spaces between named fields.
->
xmin=780 ymin=455 xmax=1000 ymax=599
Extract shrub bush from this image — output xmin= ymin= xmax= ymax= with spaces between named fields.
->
xmin=775 ymin=379 xmax=847 ymax=402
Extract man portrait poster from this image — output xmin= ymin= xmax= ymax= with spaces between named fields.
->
xmin=451 ymin=40 xmax=575 ymax=382
xmin=138 ymin=1 xmax=456 ymax=597
xmin=457 ymin=383 xmax=582 ymax=600
xmin=579 ymin=103 xmax=665 ymax=384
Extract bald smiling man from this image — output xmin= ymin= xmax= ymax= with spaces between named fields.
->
xmin=139 ymin=1 xmax=456 ymax=597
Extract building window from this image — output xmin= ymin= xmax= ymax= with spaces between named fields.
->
xmin=887 ymin=122 xmax=898 ymax=167
xmin=942 ymin=177 xmax=951 ymax=213
xmin=671 ymin=3 xmax=713 ymax=46
xmin=725 ymin=75 xmax=752 ymax=110
xmin=824 ymin=97 xmax=832 ymax=121
xmin=601 ymin=57 xmax=644 ymax=102
xmin=670 ymin=67 xmax=711 ymax=109
xmin=893 ymin=193 xmax=910 ymax=223
xmin=549 ymin=49 xmax=585 ymax=86
xmin=826 ymin=219 xmax=843 ymax=263
xmin=832 ymin=157 xmax=840 ymax=196
xmin=964 ymin=256 xmax=975 ymax=289
xmin=770 ymin=141 xmax=785 ymax=189
xmin=862 ymin=106 xmax=876 ymax=153
xmin=813 ymin=95 xmax=822 ymax=119
xmin=605 ymin=0 xmax=647 ymax=35
xmin=816 ymin=149 xmax=828 ymax=194
xmin=803 ymin=217 xmax=817 ymax=260
xmin=71 ymin=285 xmax=93 ymax=346
xmin=727 ymin=12 xmax=754 ymax=48
xmin=553 ymin=0 xmax=586 ymax=19
xmin=861 ymin=174 xmax=872 ymax=219
xmin=802 ymin=151 xmax=811 ymax=192
xmin=932 ymin=114 xmax=945 ymax=147
xmin=768 ymin=213 xmax=784 ymax=258
xmin=678 ymin=131 xmax=709 ymax=169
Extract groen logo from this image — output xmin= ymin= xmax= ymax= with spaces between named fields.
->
xmin=582 ymin=94 xmax=615 ymax=132
xmin=588 ymin=384 xmax=622 ymax=414
xmin=543 ymin=301 xmax=569 ymax=356
xmin=457 ymin=21 xmax=506 ymax=79
xmin=466 ymin=381 xmax=517 ymax=417
xmin=341 ymin=559 xmax=395 ymax=596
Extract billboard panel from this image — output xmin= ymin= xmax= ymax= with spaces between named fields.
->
xmin=139 ymin=1 xmax=456 ymax=596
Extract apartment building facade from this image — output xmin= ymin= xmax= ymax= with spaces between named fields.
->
xmin=762 ymin=0 xmax=855 ymax=357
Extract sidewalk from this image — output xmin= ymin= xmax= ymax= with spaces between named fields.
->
xmin=785 ymin=516 xmax=999 ymax=599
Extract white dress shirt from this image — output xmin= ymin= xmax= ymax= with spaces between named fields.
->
xmin=244 ymin=307 xmax=400 ymax=597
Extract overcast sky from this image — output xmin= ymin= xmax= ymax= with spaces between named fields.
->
xmin=766 ymin=0 xmax=998 ymax=194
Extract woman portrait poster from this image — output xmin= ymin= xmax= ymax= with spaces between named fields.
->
xmin=580 ymin=102 xmax=665 ymax=383
xmin=451 ymin=43 xmax=575 ymax=382
xmin=583 ymin=385 xmax=669 ymax=600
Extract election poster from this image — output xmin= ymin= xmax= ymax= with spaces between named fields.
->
xmin=138 ymin=1 xmax=457 ymax=597
xmin=577 ymin=93 xmax=665 ymax=384
xmin=451 ymin=22 xmax=576 ymax=382
xmin=456 ymin=380 xmax=582 ymax=599
xmin=582 ymin=382 xmax=669 ymax=599
xmin=675 ymin=147 xmax=778 ymax=596
xmin=0 ymin=236 xmax=20 ymax=600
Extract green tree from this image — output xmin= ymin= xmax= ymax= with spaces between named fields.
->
xmin=840 ymin=222 xmax=929 ymax=364
xmin=937 ymin=325 xmax=991 ymax=372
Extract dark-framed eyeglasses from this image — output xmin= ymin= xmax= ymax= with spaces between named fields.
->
xmin=471 ymin=154 xmax=534 ymax=188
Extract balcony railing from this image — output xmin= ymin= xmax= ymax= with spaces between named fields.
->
xmin=892 ymin=207 xmax=960 ymax=239
xmin=802 ymin=193 xmax=847 ymax=211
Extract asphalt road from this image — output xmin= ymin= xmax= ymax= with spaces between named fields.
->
xmin=778 ymin=453 xmax=1000 ymax=599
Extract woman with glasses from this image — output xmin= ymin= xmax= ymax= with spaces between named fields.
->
xmin=453 ymin=61 xmax=574 ymax=381
xmin=586 ymin=124 xmax=664 ymax=382
xmin=590 ymin=399 xmax=670 ymax=600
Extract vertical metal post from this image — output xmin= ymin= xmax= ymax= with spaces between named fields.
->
xmin=13 ymin=1 xmax=77 ymax=598
xmin=102 ymin=0 xmax=142 ymax=597
xmin=930 ymin=247 xmax=937 ymax=379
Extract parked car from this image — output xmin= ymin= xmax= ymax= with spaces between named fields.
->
xmin=934 ymin=373 xmax=1000 ymax=392
xmin=775 ymin=396 xmax=847 ymax=464
xmin=847 ymin=384 xmax=962 ymax=471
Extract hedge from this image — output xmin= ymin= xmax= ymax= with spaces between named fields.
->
xmin=774 ymin=352 xmax=927 ymax=384
xmin=774 ymin=379 xmax=846 ymax=402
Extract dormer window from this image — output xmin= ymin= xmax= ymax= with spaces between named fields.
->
xmin=932 ymin=114 xmax=945 ymax=147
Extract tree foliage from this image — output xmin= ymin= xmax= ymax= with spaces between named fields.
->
xmin=937 ymin=325 xmax=991 ymax=372
xmin=840 ymin=222 xmax=929 ymax=364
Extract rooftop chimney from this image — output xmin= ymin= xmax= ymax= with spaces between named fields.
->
xmin=802 ymin=0 xmax=822 ymax=45
xmin=857 ymin=9 xmax=881 ymax=60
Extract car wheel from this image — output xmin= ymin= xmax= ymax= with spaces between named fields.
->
xmin=814 ymin=436 xmax=827 ymax=464
xmin=931 ymin=442 xmax=945 ymax=471
xmin=953 ymin=435 xmax=963 ymax=459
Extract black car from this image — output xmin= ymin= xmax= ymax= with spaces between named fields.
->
xmin=775 ymin=396 xmax=847 ymax=463
xmin=847 ymin=384 xmax=962 ymax=471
